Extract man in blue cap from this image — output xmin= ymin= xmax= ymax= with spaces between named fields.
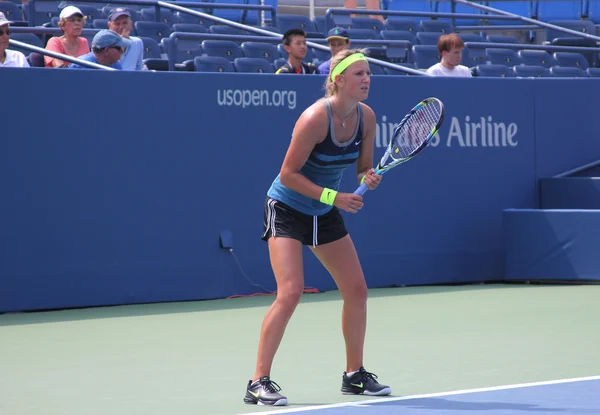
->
xmin=318 ymin=27 xmax=351 ymax=75
xmin=108 ymin=8 xmax=144 ymax=70
xmin=69 ymin=29 xmax=131 ymax=69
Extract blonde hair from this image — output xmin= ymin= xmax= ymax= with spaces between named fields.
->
xmin=324 ymin=49 xmax=368 ymax=98
xmin=58 ymin=15 xmax=87 ymax=33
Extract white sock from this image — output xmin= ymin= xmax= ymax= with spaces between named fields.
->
xmin=346 ymin=370 xmax=359 ymax=377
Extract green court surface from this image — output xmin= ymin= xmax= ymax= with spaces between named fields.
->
xmin=1 ymin=284 xmax=599 ymax=415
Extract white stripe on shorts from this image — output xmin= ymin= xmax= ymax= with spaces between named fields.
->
xmin=262 ymin=198 xmax=277 ymax=239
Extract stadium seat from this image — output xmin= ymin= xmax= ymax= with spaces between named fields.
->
xmin=475 ymin=64 xmax=514 ymax=77
xmin=211 ymin=0 xmax=245 ymax=23
xmin=233 ymin=57 xmax=274 ymax=73
xmin=586 ymin=68 xmax=600 ymax=77
xmin=412 ymin=45 xmax=440 ymax=69
xmin=22 ymin=1 xmax=60 ymax=26
xmin=0 ymin=2 xmax=23 ymax=21
xmin=172 ymin=23 xmax=208 ymax=33
xmin=276 ymin=14 xmax=317 ymax=34
xmin=381 ymin=30 xmax=417 ymax=45
xmin=549 ymin=66 xmax=588 ymax=77
xmin=416 ymin=32 xmax=441 ymax=46
xmin=369 ymin=64 xmax=385 ymax=75
xmin=463 ymin=46 xmax=487 ymax=67
xmin=134 ymin=22 xmax=172 ymax=44
xmin=170 ymin=38 xmax=203 ymax=63
xmin=537 ymin=1 xmax=584 ymax=22
xmin=27 ymin=52 xmax=45 ymax=67
xmin=68 ymin=5 xmax=102 ymax=27
xmin=384 ymin=62 xmax=416 ymax=75
xmin=345 ymin=29 xmax=385 ymax=60
xmin=9 ymin=33 xmax=42 ymax=55
xmin=459 ymin=33 xmax=487 ymax=43
xmin=241 ymin=42 xmax=279 ymax=63
xmin=209 ymin=25 xmax=250 ymax=37
xmin=518 ymin=50 xmax=554 ymax=68
xmin=486 ymin=35 xmax=520 ymax=44
xmin=546 ymin=20 xmax=596 ymax=44
xmin=385 ymin=17 xmax=418 ymax=32
xmin=202 ymin=40 xmax=244 ymax=61
xmin=140 ymin=8 xmax=177 ymax=26
xmin=140 ymin=36 xmax=163 ymax=59
xmin=176 ymin=10 xmax=212 ymax=27
xmin=552 ymin=52 xmax=589 ymax=70
xmin=193 ymin=55 xmax=234 ymax=72
xmin=512 ymin=65 xmax=551 ymax=78
xmin=312 ymin=47 xmax=331 ymax=63
xmin=273 ymin=57 xmax=287 ymax=70
xmin=486 ymin=48 xmax=521 ymax=66
xmin=419 ymin=19 xmax=454 ymax=34
xmin=92 ymin=19 xmax=108 ymax=30
xmin=351 ymin=17 xmax=385 ymax=32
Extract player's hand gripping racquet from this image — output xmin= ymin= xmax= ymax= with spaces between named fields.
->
xmin=354 ymin=97 xmax=445 ymax=196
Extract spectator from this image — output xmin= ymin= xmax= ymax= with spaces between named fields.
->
xmin=275 ymin=28 xmax=319 ymax=74
xmin=426 ymin=33 xmax=472 ymax=77
xmin=318 ymin=27 xmax=351 ymax=75
xmin=69 ymin=29 xmax=131 ymax=70
xmin=44 ymin=6 xmax=90 ymax=68
xmin=0 ymin=12 xmax=29 ymax=67
xmin=344 ymin=0 xmax=384 ymax=22
xmin=107 ymin=8 xmax=143 ymax=71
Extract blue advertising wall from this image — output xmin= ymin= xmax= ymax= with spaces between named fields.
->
xmin=1 ymin=68 xmax=598 ymax=312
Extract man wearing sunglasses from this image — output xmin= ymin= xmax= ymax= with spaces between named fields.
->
xmin=69 ymin=29 xmax=131 ymax=70
xmin=0 ymin=12 xmax=29 ymax=68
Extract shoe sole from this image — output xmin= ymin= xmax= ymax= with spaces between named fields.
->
xmin=244 ymin=398 xmax=288 ymax=406
xmin=341 ymin=387 xmax=392 ymax=396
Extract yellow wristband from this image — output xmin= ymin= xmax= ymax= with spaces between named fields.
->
xmin=319 ymin=188 xmax=338 ymax=206
xmin=360 ymin=175 xmax=366 ymax=185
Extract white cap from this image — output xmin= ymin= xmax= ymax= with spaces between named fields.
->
xmin=0 ymin=11 xmax=13 ymax=27
xmin=59 ymin=5 xmax=84 ymax=19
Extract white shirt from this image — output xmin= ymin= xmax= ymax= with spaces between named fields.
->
xmin=426 ymin=62 xmax=471 ymax=77
xmin=0 ymin=49 xmax=30 ymax=68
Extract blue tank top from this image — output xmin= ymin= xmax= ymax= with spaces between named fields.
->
xmin=267 ymin=99 xmax=364 ymax=216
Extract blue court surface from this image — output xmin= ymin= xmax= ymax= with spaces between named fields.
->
xmin=238 ymin=376 xmax=600 ymax=415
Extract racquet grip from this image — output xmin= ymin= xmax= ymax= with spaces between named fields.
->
xmin=353 ymin=183 xmax=369 ymax=196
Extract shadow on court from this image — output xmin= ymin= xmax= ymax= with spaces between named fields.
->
xmin=0 ymin=283 xmax=531 ymax=326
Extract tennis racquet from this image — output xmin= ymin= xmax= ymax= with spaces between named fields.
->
xmin=354 ymin=97 xmax=445 ymax=196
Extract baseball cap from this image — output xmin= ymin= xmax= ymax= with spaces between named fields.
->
xmin=108 ymin=8 xmax=131 ymax=22
xmin=59 ymin=6 xmax=84 ymax=19
xmin=0 ymin=11 xmax=13 ymax=27
xmin=326 ymin=27 xmax=350 ymax=41
xmin=92 ymin=29 xmax=132 ymax=49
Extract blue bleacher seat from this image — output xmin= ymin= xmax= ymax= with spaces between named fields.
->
xmin=416 ymin=32 xmax=441 ymax=45
xmin=244 ymin=0 xmax=276 ymax=26
xmin=171 ymin=38 xmax=203 ymax=63
xmin=9 ymin=33 xmax=42 ymax=55
xmin=0 ymin=2 xmax=23 ymax=21
xmin=172 ymin=23 xmax=208 ymax=33
xmin=463 ymin=45 xmax=487 ymax=67
xmin=140 ymin=36 xmax=162 ymax=59
xmin=537 ymin=1 xmax=583 ymax=22
xmin=385 ymin=17 xmax=418 ymax=32
xmin=22 ymin=1 xmax=60 ymax=26
xmin=48 ymin=16 xmax=60 ymax=27
xmin=233 ymin=57 xmax=274 ymax=73
xmin=486 ymin=35 xmax=520 ymax=44
xmin=486 ymin=48 xmax=520 ymax=66
xmin=241 ymin=42 xmax=279 ymax=63
xmin=586 ymin=68 xmax=600 ymax=77
xmin=212 ymin=0 xmax=245 ymax=23
xmin=518 ymin=50 xmax=554 ymax=68
xmin=277 ymin=43 xmax=314 ymax=63
xmin=176 ymin=10 xmax=212 ymax=27
xmin=134 ymin=21 xmax=172 ymax=44
xmin=475 ymin=64 xmax=514 ymax=77
xmin=312 ymin=47 xmax=331 ymax=63
xmin=381 ymin=30 xmax=417 ymax=45
xmin=202 ymin=39 xmax=244 ymax=61
xmin=512 ymin=65 xmax=551 ymax=78
xmin=346 ymin=28 xmax=380 ymax=40
xmin=194 ymin=55 xmax=234 ymax=72
xmin=552 ymin=52 xmax=589 ymax=70
xmin=546 ymin=20 xmax=596 ymax=43
xmin=276 ymin=14 xmax=318 ymax=35
xmin=412 ymin=45 xmax=440 ymax=69
xmin=274 ymin=57 xmax=287 ymax=70
xmin=140 ymin=8 xmax=176 ymax=26
xmin=369 ymin=64 xmax=385 ymax=75
xmin=67 ymin=4 xmax=101 ymax=27
xmin=419 ymin=19 xmax=454 ymax=34
xmin=589 ymin=0 xmax=600 ymax=23
xmin=209 ymin=25 xmax=250 ymax=37
xmin=459 ymin=33 xmax=486 ymax=43
xmin=351 ymin=17 xmax=385 ymax=32
xmin=384 ymin=62 xmax=416 ymax=75
xmin=92 ymin=19 xmax=108 ymax=29
xmin=259 ymin=25 xmax=281 ymax=34
xmin=27 ymin=52 xmax=45 ymax=67
xmin=549 ymin=66 xmax=588 ymax=77
xmin=487 ymin=1 xmax=533 ymax=24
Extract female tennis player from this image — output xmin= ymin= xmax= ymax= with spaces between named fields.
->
xmin=244 ymin=49 xmax=392 ymax=406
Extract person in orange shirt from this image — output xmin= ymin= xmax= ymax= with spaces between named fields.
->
xmin=44 ymin=6 xmax=90 ymax=68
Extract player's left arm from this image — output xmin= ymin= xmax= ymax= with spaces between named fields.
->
xmin=356 ymin=104 xmax=382 ymax=190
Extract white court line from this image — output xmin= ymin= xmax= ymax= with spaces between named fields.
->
xmin=235 ymin=375 xmax=600 ymax=415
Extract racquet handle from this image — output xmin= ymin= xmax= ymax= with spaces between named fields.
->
xmin=353 ymin=183 xmax=369 ymax=196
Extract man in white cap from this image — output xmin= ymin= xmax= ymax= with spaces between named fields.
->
xmin=0 ymin=12 xmax=29 ymax=67
xmin=107 ymin=8 xmax=144 ymax=70
xmin=69 ymin=29 xmax=131 ymax=69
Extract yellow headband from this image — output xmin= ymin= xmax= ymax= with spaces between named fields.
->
xmin=330 ymin=53 xmax=368 ymax=82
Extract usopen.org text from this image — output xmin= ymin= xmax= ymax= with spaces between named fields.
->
xmin=217 ymin=89 xmax=297 ymax=110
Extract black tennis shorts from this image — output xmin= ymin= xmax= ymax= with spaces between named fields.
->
xmin=261 ymin=197 xmax=348 ymax=246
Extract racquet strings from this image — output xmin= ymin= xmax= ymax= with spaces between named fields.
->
xmin=392 ymin=101 xmax=442 ymax=161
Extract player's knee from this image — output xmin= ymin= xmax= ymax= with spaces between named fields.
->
xmin=277 ymin=286 xmax=303 ymax=307
xmin=345 ymin=282 xmax=368 ymax=304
